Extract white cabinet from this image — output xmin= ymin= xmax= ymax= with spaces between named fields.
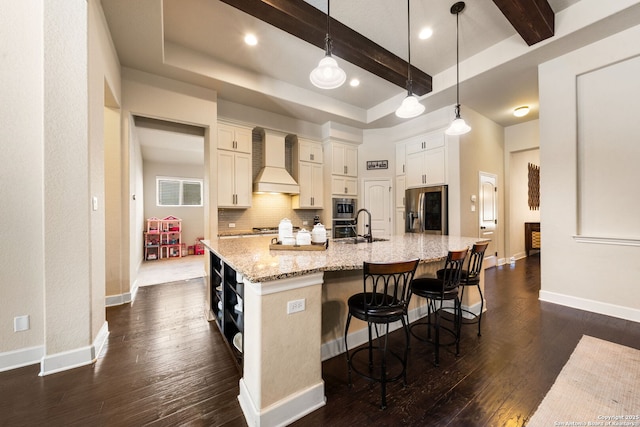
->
xmin=293 ymin=162 xmax=323 ymax=208
xmin=297 ymin=138 xmax=323 ymax=164
xmin=217 ymin=150 xmax=252 ymax=208
xmin=217 ymin=123 xmax=252 ymax=153
xmin=395 ymin=208 xmax=406 ymax=235
xmin=405 ymin=133 xmax=446 ymax=188
xmin=331 ymin=176 xmax=358 ymax=196
xmin=292 ymin=139 xmax=323 ymax=209
xmin=395 ymin=143 xmax=406 ymax=176
xmin=331 ymin=142 xmax=357 ymax=177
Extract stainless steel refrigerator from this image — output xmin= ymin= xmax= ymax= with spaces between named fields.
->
xmin=405 ymin=185 xmax=448 ymax=235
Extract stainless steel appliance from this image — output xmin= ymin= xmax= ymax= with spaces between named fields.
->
xmin=405 ymin=185 xmax=448 ymax=235
xmin=332 ymin=198 xmax=357 ymax=238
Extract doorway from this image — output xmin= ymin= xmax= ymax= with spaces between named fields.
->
xmin=363 ymin=179 xmax=392 ymax=238
xmin=479 ymin=172 xmax=498 ymax=268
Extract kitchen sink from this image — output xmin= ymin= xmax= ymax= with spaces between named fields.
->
xmin=333 ymin=237 xmax=389 ymax=244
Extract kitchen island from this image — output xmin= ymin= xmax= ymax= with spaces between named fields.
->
xmin=202 ymin=233 xmax=485 ymax=426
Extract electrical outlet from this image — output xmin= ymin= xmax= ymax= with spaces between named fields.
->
xmin=287 ymin=299 xmax=305 ymax=314
xmin=302 ymin=220 xmax=308 ymax=226
xmin=228 ymin=223 xmax=236 ymax=228
xmin=14 ymin=315 xmax=30 ymax=332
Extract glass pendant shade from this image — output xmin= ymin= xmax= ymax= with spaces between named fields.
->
xmin=310 ymin=55 xmax=346 ymax=89
xmin=445 ymin=116 xmax=471 ymax=135
xmin=396 ymin=93 xmax=425 ymax=118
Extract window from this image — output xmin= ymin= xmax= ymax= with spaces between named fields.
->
xmin=157 ymin=177 xmax=203 ymax=206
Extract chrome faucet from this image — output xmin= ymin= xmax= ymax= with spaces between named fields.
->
xmin=352 ymin=208 xmax=373 ymax=243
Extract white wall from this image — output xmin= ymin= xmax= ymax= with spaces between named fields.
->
xmin=539 ymin=24 xmax=640 ymax=322
xmin=505 ymin=120 xmax=540 ymax=259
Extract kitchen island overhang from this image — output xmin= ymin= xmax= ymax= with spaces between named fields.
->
xmin=202 ymin=234 xmax=486 ymax=426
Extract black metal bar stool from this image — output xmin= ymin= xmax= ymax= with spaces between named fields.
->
xmin=344 ymin=259 xmax=419 ymax=409
xmin=409 ymin=249 xmax=467 ymax=366
xmin=438 ymin=242 xmax=489 ymax=336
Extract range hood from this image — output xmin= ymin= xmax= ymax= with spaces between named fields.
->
xmin=253 ymin=129 xmax=300 ymax=194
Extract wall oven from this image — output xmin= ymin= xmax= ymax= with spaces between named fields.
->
xmin=405 ymin=185 xmax=448 ymax=235
xmin=332 ymin=198 xmax=357 ymax=238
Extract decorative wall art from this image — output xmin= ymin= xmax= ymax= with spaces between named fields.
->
xmin=366 ymin=160 xmax=388 ymax=170
xmin=528 ymin=162 xmax=540 ymax=210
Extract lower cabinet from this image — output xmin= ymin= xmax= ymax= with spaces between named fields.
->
xmin=210 ymin=252 xmax=244 ymax=371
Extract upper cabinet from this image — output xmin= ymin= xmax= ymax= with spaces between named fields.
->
xmin=330 ymin=142 xmax=358 ymax=177
xmin=405 ymin=133 xmax=446 ymax=188
xmin=297 ymin=138 xmax=323 ymax=164
xmin=218 ymin=123 xmax=252 ymax=153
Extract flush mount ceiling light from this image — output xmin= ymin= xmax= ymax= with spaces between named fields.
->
xmin=445 ymin=1 xmax=471 ymax=136
xmin=396 ymin=0 xmax=425 ymax=119
xmin=244 ymin=33 xmax=258 ymax=46
xmin=309 ymin=0 xmax=346 ymax=89
xmin=513 ymin=106 xmax=530 ymax=117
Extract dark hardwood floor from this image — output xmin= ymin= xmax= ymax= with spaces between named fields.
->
xmin=1 ymin=255 xmax=639 ymax=426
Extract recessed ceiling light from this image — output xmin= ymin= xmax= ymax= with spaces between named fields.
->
xmin=419 ymin=27 xmax=433 ymax=40
xmin=513 ymin=106 xmax=530 ymax=117
xmin=349 ymin=78 xmax=360 ymax=87
xmin=244 ymin=34 xmax=258 ymax=46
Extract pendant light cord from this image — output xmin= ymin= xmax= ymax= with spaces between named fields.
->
xmin=455 ymin=8 xmax=460 ymax=110
xmin=406 ymin=0 xmax=412 ymax=95
xmin=325 ymin=0 xmax=332 ymax=55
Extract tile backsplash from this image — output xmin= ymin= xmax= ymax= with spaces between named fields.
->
xmin=218 ymin=193 xmax=322 ymax=231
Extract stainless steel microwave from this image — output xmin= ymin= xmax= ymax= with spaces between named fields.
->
xmin=332 ymin=198 xmax=356 ymax=219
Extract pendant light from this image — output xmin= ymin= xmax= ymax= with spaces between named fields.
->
xmin=445 ymin=1 xmax=471 ymax=135
xmin=309 ymin=0 xmax=346 ymax=89
xmin=396 ymin=0 xmax=425 ymax=118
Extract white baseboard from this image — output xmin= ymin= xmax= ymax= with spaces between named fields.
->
xmin=105 ymin=281 xmax=138 ymax=307
xmin=0 ymin=345 xmax=44 ymax=372
xmin=539 ymin=290 xmax=640 ymax=323
xmin=238 ymin=378 xmax=325 ymax=427
xmin=39 ymin=321 xmax=109 ymax=376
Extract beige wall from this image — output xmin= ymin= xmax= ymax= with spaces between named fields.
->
xmin=0 ymin=1 xmax=46 ymax=360
xmin=458 ymin=107 xmax=505 ymax=260
xmin=539 ymin=23 xmax=640 ymax=322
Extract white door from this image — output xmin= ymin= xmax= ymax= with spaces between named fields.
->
xmin=479 ymin=172 xmax=498 ymax=268
xmin=364 ymin=179 xmax=391 ymax=238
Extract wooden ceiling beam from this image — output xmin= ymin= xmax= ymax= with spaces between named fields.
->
xmin=220 ymin=0 xmax=432 ymax=96
xmin=492 ymin=0 xmax=555 ymax=46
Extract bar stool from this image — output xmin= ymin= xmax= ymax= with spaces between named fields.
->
xmin=438 ymin=242 xmax=489 ymax=336
xmin=344 ymin=259 xmax=419 ymax=409
xmin=409 ymin=249 xmax=467 ymax=366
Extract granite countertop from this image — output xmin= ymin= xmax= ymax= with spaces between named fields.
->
xmin=202 ymin=234 xmax=485 ymax=283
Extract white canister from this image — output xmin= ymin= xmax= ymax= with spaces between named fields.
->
xmin=278 ymin=218 xmax=293 ymax=243
xmin=296 ymin=229 xmax=311 ymax=246
xmin=311 ymin=223 xmax=327 ymax=245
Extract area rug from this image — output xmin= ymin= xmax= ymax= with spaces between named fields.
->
xmin=137 ymin=255 xmax=206 ymax=286
xmin=528 ymin=335 xmax=640 ymax=426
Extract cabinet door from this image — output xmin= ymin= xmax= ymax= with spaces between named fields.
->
xmin=234 ymin=127 xmax=252 ymax=153
xmin=344 ymin=145 xmax=358 ymax=177
xmin=217 ymin=124 xmax=236 ymax=152
xmin=217 ymin=150 xmax=235 ymax=206
xmin=331 ymin=176 xmax=357 ymax=196
xmin=395 ymin=207 xmax=405 ymax=235
xmin=311 ymin=163 xmax=323 ymax=207
xmin=234 ymin=152 xmax=252 ymax=207
xmin=405 ymin=151 xmax=426 ymax=188
xmin=297 ymin=162 xmax=314 ymax=207
xmin=425 ymin=146 xmax=446 ymax=185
